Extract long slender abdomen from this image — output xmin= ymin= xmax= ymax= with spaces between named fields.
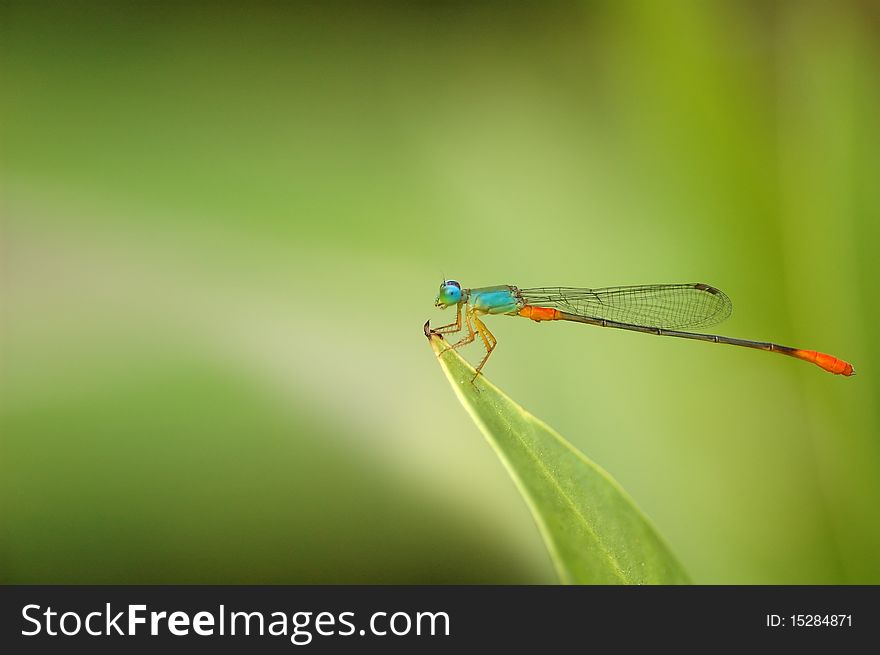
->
xmin=517 ymin=304 xmax=855 ymax=377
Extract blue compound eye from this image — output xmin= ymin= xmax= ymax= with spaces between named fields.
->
xmin=436 ymin=280 xmax=463 ymax=306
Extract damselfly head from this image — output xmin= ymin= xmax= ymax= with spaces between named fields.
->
xmin=435 ymin=279 xmax=462 ymax=307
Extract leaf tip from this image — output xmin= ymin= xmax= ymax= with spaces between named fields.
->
xmin=424 ymin=320 xmax=449 ymax=357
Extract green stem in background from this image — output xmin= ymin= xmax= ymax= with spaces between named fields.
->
xmin=425 ymin=322 xmax=690 ymax=585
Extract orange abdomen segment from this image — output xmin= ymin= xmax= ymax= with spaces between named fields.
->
xmin=518 ymin=305 xmax=561 ymax=322
xmin=793 ymin=349 xmax=854 ymax=376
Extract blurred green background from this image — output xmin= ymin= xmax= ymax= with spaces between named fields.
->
xmin=2 ymin=1 xmax=879 ymax=584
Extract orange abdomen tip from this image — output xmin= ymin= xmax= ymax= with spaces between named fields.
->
xmin=518 ymin=305 xmax=561 ymax=322
xmin=794 ymin=349 xmax=855 ymax=376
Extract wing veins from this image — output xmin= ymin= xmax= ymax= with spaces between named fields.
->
xmin=518 ymin=283 xmax=733 ymax=330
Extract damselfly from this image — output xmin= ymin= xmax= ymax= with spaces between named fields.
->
xmin=432 ymin=280 xmax=854 ymax=379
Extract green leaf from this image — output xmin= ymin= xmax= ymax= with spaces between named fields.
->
xmin=426 ymin=324 xmax=690 ymax=585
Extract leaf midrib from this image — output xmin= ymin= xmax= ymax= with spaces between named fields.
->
xmin=501 ymin=412 xmax=630 ymax=583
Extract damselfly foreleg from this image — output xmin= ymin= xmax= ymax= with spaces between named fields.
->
xmin=437 ymin=305 xmax=477 ymax=357
xmin=432 ymin=303 xmax=462 ymax=335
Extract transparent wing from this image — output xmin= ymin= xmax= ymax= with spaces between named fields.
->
xmin=519 ymin=283 xmax=732 ymax=329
